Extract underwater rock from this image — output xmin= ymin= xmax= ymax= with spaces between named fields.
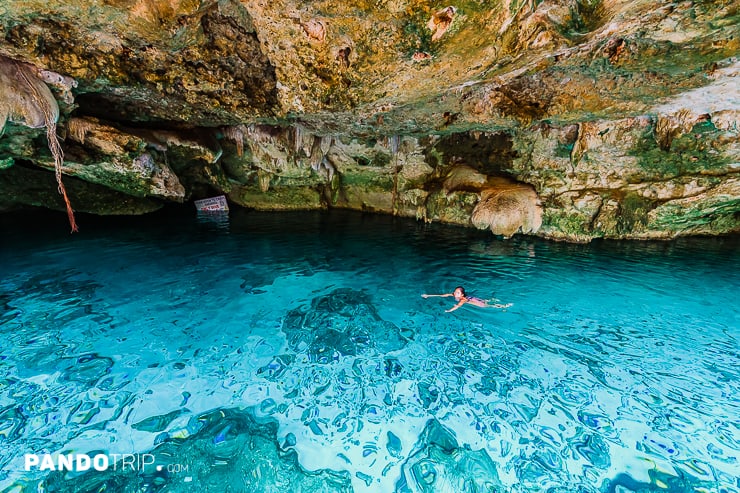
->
xmin=41 ymin=407 xmax=354 ymax=493
xmin=396 ymin=418 xmax=503 ymax=492
xmin=282 ymin=288 xmax=405 ymax=362
xmin=604 ymin=468 xmax=727 ymax=493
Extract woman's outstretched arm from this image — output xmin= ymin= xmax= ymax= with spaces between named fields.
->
xmin=445 ymin=300 xmax=466 ymax=312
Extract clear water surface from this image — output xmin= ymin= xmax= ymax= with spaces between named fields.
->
xmin=0 ymin=208 xmax=738 ymax=492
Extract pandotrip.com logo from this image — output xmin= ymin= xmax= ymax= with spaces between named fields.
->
xmin=24 ymin=453 xmax=189 ymax=474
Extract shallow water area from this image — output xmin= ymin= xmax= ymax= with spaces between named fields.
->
xmin=1 ymin=208 xmax=738 ymax=492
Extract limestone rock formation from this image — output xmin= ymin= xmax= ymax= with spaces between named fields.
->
xmin=472 ymin=182 xmax=543 ymax=238
xmin=0 ymin=0 xmax=737 ymax=240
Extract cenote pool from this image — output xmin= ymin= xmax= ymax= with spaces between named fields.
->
xmin=0 ymin=209 xmax=738 ymax=493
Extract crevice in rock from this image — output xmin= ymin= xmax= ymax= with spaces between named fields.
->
xmin=428 ymin=131 xmax=519 ymax=178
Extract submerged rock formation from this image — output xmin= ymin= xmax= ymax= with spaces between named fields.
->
xmin=0 ymin=0 xmax=737 ymax=240
xmin=42 ymin=407 xmax=354 ymax=493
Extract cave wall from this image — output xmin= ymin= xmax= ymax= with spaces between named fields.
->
xmin=0 ymin=0 xmax=737 ymax=240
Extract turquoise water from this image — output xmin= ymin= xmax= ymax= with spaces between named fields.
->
xmin=1 ymin=208 xmax=738 ymax=492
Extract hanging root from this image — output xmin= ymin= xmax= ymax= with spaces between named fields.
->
xmin=48 ymin=121 xmax=78 ymax=232
xmin=17 ymin=63 xmax=78 ymax=232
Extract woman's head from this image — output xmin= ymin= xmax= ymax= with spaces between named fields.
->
xmin=453 ymin=286 xmax=466 ymax=299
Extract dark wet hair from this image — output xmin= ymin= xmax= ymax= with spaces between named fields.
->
xmin=454 ymin=286 xmax=466 ymax=295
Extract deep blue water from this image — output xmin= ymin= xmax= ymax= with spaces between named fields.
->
xmin=1 ymin=208 xmax=738 ymax=492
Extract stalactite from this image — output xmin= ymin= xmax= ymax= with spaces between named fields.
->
xmin=294 ymin=124 xmax=304 ymax=153
xmin=389 ymin=134 xmax=400 ymax=156
xmin=319 ymin=135 xmax=332 ymax=155
xmin=307 ymin=135 xmax=336 ymax=182
xmin=258 ymin=169 xmax=270 ymax=192
xmin=223 ymin=125 xmax=247 ymax=157
xmin=67 ymin=117 xmax=95 ymax=145
xmin=390 ymin=135 xmax=401 ymax=216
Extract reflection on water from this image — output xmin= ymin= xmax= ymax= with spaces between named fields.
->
xmin=0 ymin=208 xmax=738 ymax=492
xmin=195 ymin=211 xmax=230 ymax=232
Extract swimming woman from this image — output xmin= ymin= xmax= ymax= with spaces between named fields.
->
xmin=422 ymin=286 xmax=510 ymax=313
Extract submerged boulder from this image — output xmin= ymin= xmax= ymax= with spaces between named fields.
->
xmin=396 ymin=419 xmax=503 ymax=492
xmin=282 ymin=288 xmax=406 ymax=362
xmin=41 ymin=407 xmax=354 ymax=493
